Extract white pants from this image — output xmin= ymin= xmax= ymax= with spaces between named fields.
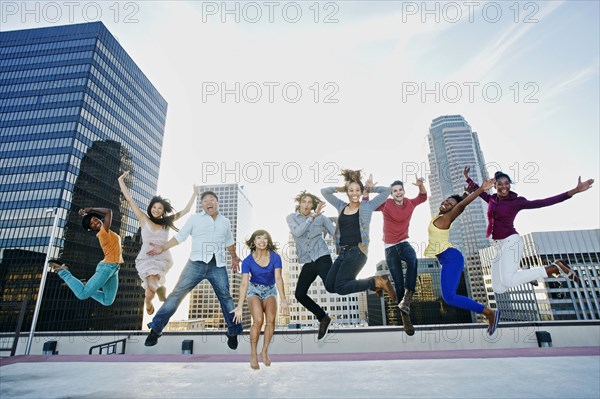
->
xmin=491 ymin=234 xmax=547 ymax=294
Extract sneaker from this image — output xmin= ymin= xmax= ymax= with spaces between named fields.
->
xmin=226 ymin=333 xmax=238 ymax=350
xmin=317 ymin=315 xmax=332 ymax=340
xmin=144 ymin=329 xmax=161 ymax=346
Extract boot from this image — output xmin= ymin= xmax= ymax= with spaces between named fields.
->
xmin=399 ymin=289 xmax=414 ymax=314
xmin=374 ymin=275 xmax=397 ymax=303
xmin=398 ymin=289 xmax=415 ymax=336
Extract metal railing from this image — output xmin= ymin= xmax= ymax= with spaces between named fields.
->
xmin=0 ymin=300 xmax=27 ymax=357
xmin=88 ymin=337 xmax=127 ymax=355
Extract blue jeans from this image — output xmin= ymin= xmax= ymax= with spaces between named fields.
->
xmin=57 ymin=262 xmax=119 ymax=306
xmin=325 ymin=246 xmax=373 ymax=295
xmin=247 ymin=282 xmax=277 ymax=300
xmin=438 ymin=248 xmax=484 ymax=314
xmin=148 ymin=258 xmax=243 ymax=336
xmin=385 ymin=241 xmax=418 ymax=302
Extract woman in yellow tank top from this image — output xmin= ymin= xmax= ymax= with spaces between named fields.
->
xmin=425 ymin=178 xmax=501 ymax=336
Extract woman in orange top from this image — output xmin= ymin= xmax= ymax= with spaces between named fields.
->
xmin=49 ymin=207 xmax=122 ymax=306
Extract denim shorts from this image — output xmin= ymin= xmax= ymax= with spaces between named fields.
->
xmin=247 ymin=282 xmax=277 ymax=300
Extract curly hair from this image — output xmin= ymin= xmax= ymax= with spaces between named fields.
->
xmin=147 ymin=196 xmax=178 ymax=231
xmin=294 ymin=191 xmax=321 ymax=212
xmin=340 ymin=168 xmax=365 ymax=193
xmin=245 ymin=229 xmax=278 ymax=252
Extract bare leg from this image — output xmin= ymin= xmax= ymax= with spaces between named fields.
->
xmin=144 ymin=287 xmax=155 ymax=315
xmin=260 ymin=296 xmax=277 ymax=366
xmin=248 ymin=296 xmax=264 ymax=370
xmin=145 ymin=275 xmax=160 ymax=315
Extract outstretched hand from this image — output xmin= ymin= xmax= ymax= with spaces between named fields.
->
xmin=193 ymin=184 xmax=201 ymax=195
xmin=575 ymin=177 xmax=594 ymax=194
xmin=364 ymin=173 xmax=377 ymax=193
xmin=118 ymin=171 xmax=129 ymax=182
xmin=314 ymin=202 xmax=326 ymax=217
xmin=413 ymin=177 xmax=425 ymax=187
xmin=481 ymin=178 xmax=495 ymax=191
xmin=463 ymin=167 xmax=470 ymax=180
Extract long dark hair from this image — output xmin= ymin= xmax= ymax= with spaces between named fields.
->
xmin=246 ymin=229 xmax=278 ymax=252
xmin=147 ymin=196 xmax=178 ymax=231
xmin=340 ymin=169 xmax=365 ymax=192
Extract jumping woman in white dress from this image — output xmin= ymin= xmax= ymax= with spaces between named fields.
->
xmin=118 ymin=171 xmax=199 ymax=314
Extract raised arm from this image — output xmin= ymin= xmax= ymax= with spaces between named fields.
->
xmin=368 ymin=185 xmax=392 ymax=209
xmin=413 ymin=177 xmax=427 ymax=195
xmin=321 ymin=186 xmax=346 ymax=213
xmin=79 ymin=207 xmax=113 ymax=232
xmin=118 ymin=172 xmax=147 ymax=222
xmin=464 ymin=166 xmax=491 ymax=203
xmin=567 ymin=176 xmax=594 ymax=197
xmin=444 ymin=179 xmax=495 ymax=226
xmin=174 ymin=184 xmax=200 ymax=221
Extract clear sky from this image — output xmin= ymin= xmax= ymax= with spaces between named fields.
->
xmin=3 ymin=1 xmax=599 ymax=323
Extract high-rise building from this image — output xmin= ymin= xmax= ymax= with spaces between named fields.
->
xmin=427 ymin=115 xmax=490 ymax=321
xmin=480 ymin=229 xmax=600 ymax=321
xmin=286 ymin=217 xmax=364 ymax=328
xmin=187 ymin=184 xmax=253 ymax=329
xmin=0 ymin=22 xmax=167 ymax=331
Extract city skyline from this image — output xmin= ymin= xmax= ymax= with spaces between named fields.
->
xmin=0 ymin=22 xmax=168 ymax=330
xmin=2 ymin=2 xmax=598 ymax=325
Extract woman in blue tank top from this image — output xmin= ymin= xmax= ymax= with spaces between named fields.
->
xmin=231 ymin=229 xmax=289 ymax=369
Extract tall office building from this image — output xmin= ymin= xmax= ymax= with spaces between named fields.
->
xmin=0 ymin=22 xmax=167 ymax=331
xmin=480 ymin=229 xmax=600 ymax=321
xmin=187 ymin=184 xmax=253 ymax=329
xmin=286 ymin=217 xmax=364 ymax=328
xmin=427 ymin=115 xmax=490 ymax=321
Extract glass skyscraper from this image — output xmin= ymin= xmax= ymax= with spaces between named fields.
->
xmin=427 ymin=115 xmax=491 ymax=321
xmin=0 ymin=22 xmax=167 ymax=331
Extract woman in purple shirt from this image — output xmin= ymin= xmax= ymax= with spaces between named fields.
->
xmin=231 ymin=229 xmax=289 ymax=370
xmin=465 ymin=167 xmax=594 ymax=292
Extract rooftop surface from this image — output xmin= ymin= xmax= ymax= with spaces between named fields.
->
xmin=2 ymin=347 xmax=599 ymax=399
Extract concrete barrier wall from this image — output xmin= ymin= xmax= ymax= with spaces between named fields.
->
xmin=4 ymin=321 xmax=599 ymax=356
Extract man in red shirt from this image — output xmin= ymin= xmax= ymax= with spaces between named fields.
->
xmin=367 ymin=178 xmax=427 ymax=336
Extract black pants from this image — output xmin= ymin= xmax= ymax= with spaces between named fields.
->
xmin=295 ymin=255 xmax=333 ymax=321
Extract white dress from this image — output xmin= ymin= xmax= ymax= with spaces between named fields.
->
xmin=135 ymin=223 xmax=174 ymax=289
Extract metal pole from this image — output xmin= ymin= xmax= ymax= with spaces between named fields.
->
xmin=25 ymin=208 xmax=60 ymax=355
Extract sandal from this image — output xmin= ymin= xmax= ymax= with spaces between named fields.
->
xmin=552 ymin=261 xmax=581 ymax=285
xmin=145 ymin=301 xmax=155 ymax=315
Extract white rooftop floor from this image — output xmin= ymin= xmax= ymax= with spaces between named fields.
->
xmin=1 ymin=350 xmax=599 ymax=399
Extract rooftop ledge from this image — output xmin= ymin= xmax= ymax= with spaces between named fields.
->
xmin=1 ymin=322 xmax=599 ymax=399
